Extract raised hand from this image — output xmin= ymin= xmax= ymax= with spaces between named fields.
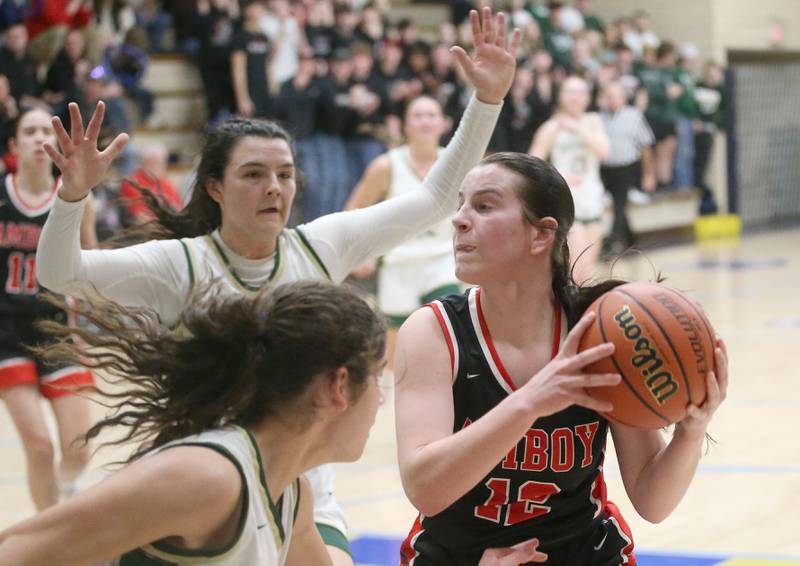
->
xmin=520 ymin=311 xmax=621 ymax=418
xmin=43 ymin=102 xmax=129 ymax=202
xmin=676 ymin=337 xmax=728 ymax=436
xmin=478 ymin=537 xmax=548 ymax=565
xmin=450 ymin=7 xmax=521 ymax=105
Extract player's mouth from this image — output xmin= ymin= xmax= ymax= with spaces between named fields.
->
xmin=455 ymin=243 xmax=476 ymax=253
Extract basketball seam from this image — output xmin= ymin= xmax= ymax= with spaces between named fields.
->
xmin=660 ymin=286 xmax=717 ymax=377
xmin=615 ymin=288 xmax=692 ymax=405
xmin=597 ymin=297 xmax=671 ymax=427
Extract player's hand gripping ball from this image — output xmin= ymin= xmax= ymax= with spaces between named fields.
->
xmin=578 ymin=282 xmax=716 ymax=428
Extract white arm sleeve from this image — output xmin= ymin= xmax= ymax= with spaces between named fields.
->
xmin=299 ymin=95 xmax=502 ymax=283
xmin=37 ymin=196 xmax=190 ymax=326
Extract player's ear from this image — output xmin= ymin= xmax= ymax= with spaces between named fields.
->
xmin=205 ymin=178 xmax=223 ymax=204
xmin=530 ymin=217 xmax=558 ymax=254
xmin=319 ymin=367 xmax=350 ymax=413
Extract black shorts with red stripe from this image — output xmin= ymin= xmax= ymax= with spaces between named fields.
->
xmin=402 ymin=505 xmax=635 ymax=566
xmin=0 ymin=313 xmax=93 ymax=399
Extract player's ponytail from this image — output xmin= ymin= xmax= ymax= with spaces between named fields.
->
xmin=34 ymin=281 xmax=386 ymax=463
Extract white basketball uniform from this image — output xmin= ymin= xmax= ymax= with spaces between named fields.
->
xmin=379 ymin=146 xmax=458 ymax=320
xmin=550 ymin=114 xmax=606 ymax=222
xmin=113 ymin=426 xmax=298 ymax=565
xmin=36 ymin=95 xmax=503 ymax=550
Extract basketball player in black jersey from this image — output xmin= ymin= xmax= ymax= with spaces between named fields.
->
xmin=395 ymin=152 xmax=728 ymax=565
xmin=0 ymin=109 xmax=97 ymax=510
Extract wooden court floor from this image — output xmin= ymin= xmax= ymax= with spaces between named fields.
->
xmin=1 ymin=226 xmax=799 ymax=564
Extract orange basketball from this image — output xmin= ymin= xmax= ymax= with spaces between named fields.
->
xmin=578 ymin=282 xmax=716 ymax=428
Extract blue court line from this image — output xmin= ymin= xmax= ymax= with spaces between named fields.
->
xmin=640 ymin=547 xmax=800 ymax=562
xmin=349 ymin=535 xmax=800 ymax=566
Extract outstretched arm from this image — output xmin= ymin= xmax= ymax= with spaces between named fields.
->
xmin=300 ymin=8 xmax=520 ymax=283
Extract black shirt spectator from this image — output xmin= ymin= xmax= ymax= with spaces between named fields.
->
xmin=0 ymin=24 xmax=40 ymax=102
xmin=231 ymin=23 xmax=272 ymax=117
xmin=193 ymin=1 xmax=237 ymax=120
xmin=274 ymin=58 xmax=322 ymax=140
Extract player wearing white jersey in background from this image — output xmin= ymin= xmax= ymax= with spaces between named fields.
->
xmin=346 ymin=96 xmax=459 ymax=369
xmin=530 ymin=76 xmax=609 ymax=285
xmin=35 ymin=8 xmax=520 ymax=565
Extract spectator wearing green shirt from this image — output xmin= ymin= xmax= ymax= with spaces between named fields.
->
xmin=576 ymin=0 xmax=604 ymax=33
xmin=673 ymin=43 xmax=700 ymax=189
xmin=637 ymin=42 xmax=682 ymax=188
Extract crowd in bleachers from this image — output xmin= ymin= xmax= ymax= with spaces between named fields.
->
xmin=0 ymin=0 xmax=727 ymax=249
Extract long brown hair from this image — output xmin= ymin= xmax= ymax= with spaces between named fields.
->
xmin=35 ymin=281 xmax=386 ymax=462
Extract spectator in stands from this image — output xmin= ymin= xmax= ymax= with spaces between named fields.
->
xmin=615 ymin=43 xmax=640 ymax=103
xmin=304 ymin=0 xmax=335 ymax=61
xmin=637 ymin=42 xmax=681 ymax=189
xmin=313 ymin=45 xmax=357 ymax=217
xmin=570 ymin=31 xmax=600 ymax=76
xmin=622 ymin=10 xmax=658 ymax=58
xmin=378 ymin=37 xmax=412 ymax=117
xmin=576 ymin=0 xmax=604 ymax=33
xmin=356 ymin=2 xmax=386 ymax=47
xmin=694 ymin=60 xmax=726 ymax=215
xmin=78 ymin=65 xmax=137 ymax=175
xmin=120 ymin=142 xmax=184 ymax=225
xmin=25 ymin=0 xmax=95 ymax=68
xmin=135 ymin=0 xmax=173 ymax=53
xmin=529 ymin=49 xmax=558 ymax=132
xmin=348 ymin=41 xmax=388 ymax=191
xmin=599 ymin=80 xmax=656 ymax=255
xmin=0 ymin=74 xmax=19 ymax=172
xmin=541 ymin=1 xmax=573 ymax=71
xmin=673 ymin=42 xmax=699 ymax=190
xmin=331 ymin=3 xmax=359 ymax=50
xmin=0 ymin=24 xmax=42 ymax=109
xmin=102 ymin=27 xmax=154 ymax=122
xmin=260 ymin=0 xmax=307 ymax=86
xmin=503 ymin=65 xmax=539 ymax=154
xmin=231 ymin=0 xmax=274 ymax=118
xmin=93 ymin=0 xmax=135 ymax=48
xmin=194 ymin=0 xmax=238 ymax=123
xmin=43 ymin=28 xmax=91 ymax=114
xmin=0 ymin=0 xmax=25 ymax=32
xmin=274 ymin=52 xmax=324 ymax=224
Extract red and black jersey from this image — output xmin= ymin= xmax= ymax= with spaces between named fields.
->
xmin=401 ymin=288 xmax=636 ymax=566
xmin=0 ymin=174 xmax=59 ymax=317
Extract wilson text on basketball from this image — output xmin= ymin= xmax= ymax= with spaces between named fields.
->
xmin=614 ymin=305 xmax=679 ymax=405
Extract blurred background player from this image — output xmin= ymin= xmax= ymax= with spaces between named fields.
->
xmin=530 ymin=75 xmax=609 ymax=284
xmin=346 ymin=95 xmax=459 ymax=368
xmin=0 ymin=108 xmax=96 ymax=511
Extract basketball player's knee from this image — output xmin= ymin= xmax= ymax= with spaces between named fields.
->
xmin=22 ymin=432 xmax=55 ymax=467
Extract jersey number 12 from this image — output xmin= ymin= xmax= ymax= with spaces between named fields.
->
xmin=474 ymin=478 xmax=561 ymax=526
